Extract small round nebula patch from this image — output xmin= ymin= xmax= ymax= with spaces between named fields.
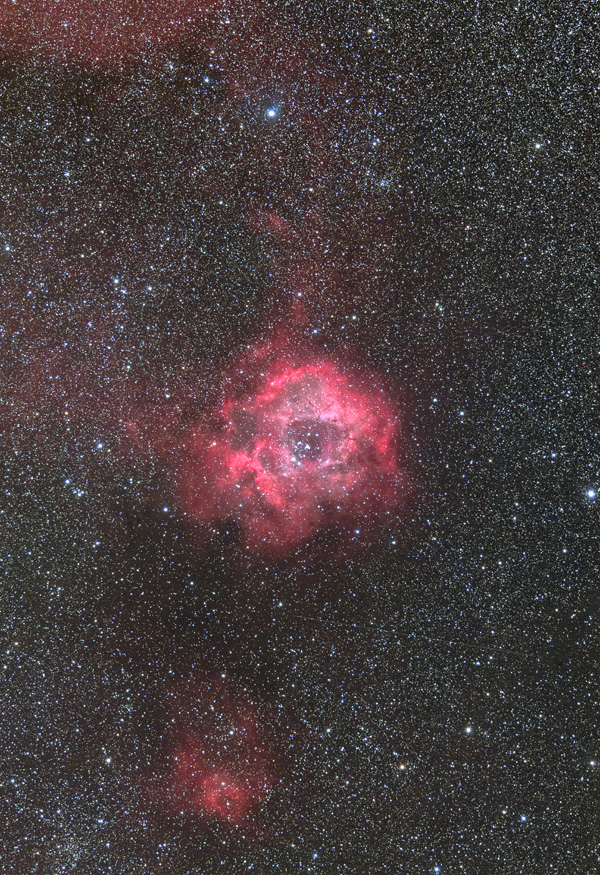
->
xmin=169 ymin=747 xmax=275 ymax=826
xmin=164 ymin=678 xmax=278 ymax=827
xmin=177 ymin=340 xmax=407 ymax=554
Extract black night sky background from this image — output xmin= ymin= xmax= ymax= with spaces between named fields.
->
xmin=0 ymin=1 xmax=598 ymax=873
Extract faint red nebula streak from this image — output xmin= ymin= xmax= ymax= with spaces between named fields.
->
xmin=0 ymin=0 xmax=220 ymax=66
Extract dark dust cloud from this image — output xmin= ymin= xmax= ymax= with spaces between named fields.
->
xmin=0 ymin=1 xmax=597 ymax=873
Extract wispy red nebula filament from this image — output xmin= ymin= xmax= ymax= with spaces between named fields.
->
xmin=177 ymin=341 xmax=406 ymax=553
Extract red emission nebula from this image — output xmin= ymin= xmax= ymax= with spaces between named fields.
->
xmin=174 ymin=339 xmax=407 ymax=554
xmin=169 ymin=734 xmax=275 ymax=826
xmin=163 ymin=678 xmax=279 ymax=827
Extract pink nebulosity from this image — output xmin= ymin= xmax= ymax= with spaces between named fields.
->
xmin=177 ymin=340 xmax=406 ymax=554
xmin=0 ymin=0 xmax=222 ymax=67
xmin=170 ymin=740 xmax=275 ymax=825
xmin=165 ymin=679 xmax=277 ymax=827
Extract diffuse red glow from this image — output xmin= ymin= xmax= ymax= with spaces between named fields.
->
xmin=0 ymin=0 xmax=222 ymax=67
xmin=176 ymin=338 xmax=406 ymax=554
xmin=165 ymin=678 xmax=278 ymax=826
xmin=170 ymin=737 xmax=276 ymax=825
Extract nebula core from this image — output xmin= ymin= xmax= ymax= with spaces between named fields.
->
xmin=177 ymin=340 xmax=406 ymax=554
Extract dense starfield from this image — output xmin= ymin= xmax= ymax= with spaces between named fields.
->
xmin=0 ymin=1 xmax=598 ymax=873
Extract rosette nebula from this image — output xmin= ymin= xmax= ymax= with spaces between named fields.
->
xmin=177 ymin=342 xmax=407 ymax=553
